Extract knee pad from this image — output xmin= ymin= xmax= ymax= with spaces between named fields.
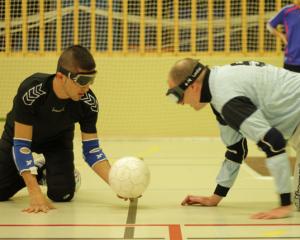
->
xmin=225 ymin=138 xmax=248 ymax=163
xmin=0 ymin=189 xmax=15 ymax=201
xmin=0 ymin=195 xmax=10 ymax=201
xmin=46 ymin=174 xmax=75 ymax=202
xmin=47 ymin=187 xmax=75 ymax=202
xmin=0 ymin=178 xmax=25 ymax=201
xmin=257 ymin=128 xmax=286 ymax=157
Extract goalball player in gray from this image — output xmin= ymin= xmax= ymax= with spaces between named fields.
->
xmin=166 ymin=58 xmax=300 ymax=219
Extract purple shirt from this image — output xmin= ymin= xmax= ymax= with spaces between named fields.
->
xmin=269 ymin=4 xmax=300 ymax=65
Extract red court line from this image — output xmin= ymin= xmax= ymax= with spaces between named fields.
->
xmin=0 ymin=224 xmax=171 ymax=227
xmin=169 ymin=224 xmax=183 ymax=240
xmin=0 ymin=224 xmax=183 ymax=240
xmin=185 ymin=223 xmax=300 ymax=226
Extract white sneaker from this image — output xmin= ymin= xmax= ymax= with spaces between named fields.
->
xmin=34 ymin=155 xmax=47 ymax=185
xmin=294 ymin=179 xmax=300 ymax=211
xmin=294 ymin=192 xmax=300 ymax=211
xmin=34 ymin=154 xmax=81 ymax=192
xmin=74 ymin=168 xmax=81 ymax=192
xmin=34 ymin=154 xmax=46 ymax=168
xmin=293 ymin=160 xmax=300 ymax=211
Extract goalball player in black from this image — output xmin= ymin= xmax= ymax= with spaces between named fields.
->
xmin=0 ymin=45 xmax=112 ymax=213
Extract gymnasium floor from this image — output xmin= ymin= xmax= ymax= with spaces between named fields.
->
xmin=1 ymin=135 xmax=300 ymax=240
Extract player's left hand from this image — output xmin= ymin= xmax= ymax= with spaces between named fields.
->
xmin=251 ymin=205 xmax=293 ymax=219
xmin=23 ymin=191 xmax=55 ymax=213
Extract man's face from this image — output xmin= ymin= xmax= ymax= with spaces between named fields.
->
xmin=167 ymin=77 xmax=206 ymax=111
xmin=62 ymin=69 xmax=92 ymax=101
xmin=66 ymin=77 xmax=90 ymax=101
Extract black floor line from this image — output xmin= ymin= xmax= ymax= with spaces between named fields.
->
xmin=124 ymin=198 xmax=138 ymax=239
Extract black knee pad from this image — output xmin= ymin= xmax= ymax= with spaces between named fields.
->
xmin=0 ymin=179 xmax=25 ymax=201
xmin=0 ymin=195 xmax=10 ymax=201
xmin=257 ymin=127 xmax=286 ymax=157
xmin=46 ymin=169 xmax=75 ymax=202
xmin=225 ymin=138 xmax=248 ymax=163
xmin=47 ymin=187 xmax=75 ymax=202
xmin=0 ymin=189 xmax=14 ymax=201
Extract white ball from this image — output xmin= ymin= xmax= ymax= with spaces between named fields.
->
xmin=109 ymin=156 xmax=150 ymax=198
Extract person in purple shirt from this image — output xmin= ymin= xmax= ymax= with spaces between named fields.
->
xmin=267 ymin=0 xmax=300 ymax=73
xmin=267 ymin=0 xmax=300 ymax=213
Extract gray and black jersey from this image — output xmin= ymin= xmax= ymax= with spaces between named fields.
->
xmin=201 ymin=61 xmax=300 ymax=206
xmin=1 ymin=73 xmax=99 ymax=151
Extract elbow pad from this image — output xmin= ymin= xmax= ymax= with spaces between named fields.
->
xmin=257 ymin=128 xmax=286 ymax=157
xmin=82 ymin=139 xmax=107 ymax=167
xmin=12 ymin=138 xmax=37 ymax=175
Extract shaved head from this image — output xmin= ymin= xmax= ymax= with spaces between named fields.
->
xmin=169 ymin=58 xmax=200 ymax=85
xmin=57 ymin=45 xmax=96 ymax=73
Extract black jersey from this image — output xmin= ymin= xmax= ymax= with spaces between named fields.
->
xmin=2 ymin=73 xmax=98 ymax=148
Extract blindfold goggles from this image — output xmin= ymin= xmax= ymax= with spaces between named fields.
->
xmin=58 ymin=66 xmax=97 ymax=86
xmin=166 ymin=63 xmax=206 ymax=103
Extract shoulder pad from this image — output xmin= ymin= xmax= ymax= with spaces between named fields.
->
xmin=81 ymin=92 xmax=98 ymax=112
xmin=20 ymin=73 xmax=53 ymax=106
xmin=22 ymin=83 xmax=47 ymax=106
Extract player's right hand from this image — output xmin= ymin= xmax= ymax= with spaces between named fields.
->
xmin=23 ymin=191 xmax=55 ymax=213
xmin=251 ymin=205 xmax=293 ymax=219
xmin=181 ymin=194 xmax=222 ymax=206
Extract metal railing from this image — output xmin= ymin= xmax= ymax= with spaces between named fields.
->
xmin=0 ymin=0 xmax=285 ymax=56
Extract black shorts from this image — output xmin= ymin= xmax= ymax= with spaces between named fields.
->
xmin=0 ymin=131 xmax=76 ymax=201
xmin=284 ymin=63 xmax=300 ymax=73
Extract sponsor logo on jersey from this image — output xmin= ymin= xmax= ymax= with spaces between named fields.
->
xmin=81 ymin=93 xmax=98 ymax=112
xmin=22 ymin=83 xmax=46 ymax=106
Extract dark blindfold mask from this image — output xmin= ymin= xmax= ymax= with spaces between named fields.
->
xmin=58 ymin=66 xmax=97 ymax=86
xmin=166 ymin=63 xmax=207 ymax=103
